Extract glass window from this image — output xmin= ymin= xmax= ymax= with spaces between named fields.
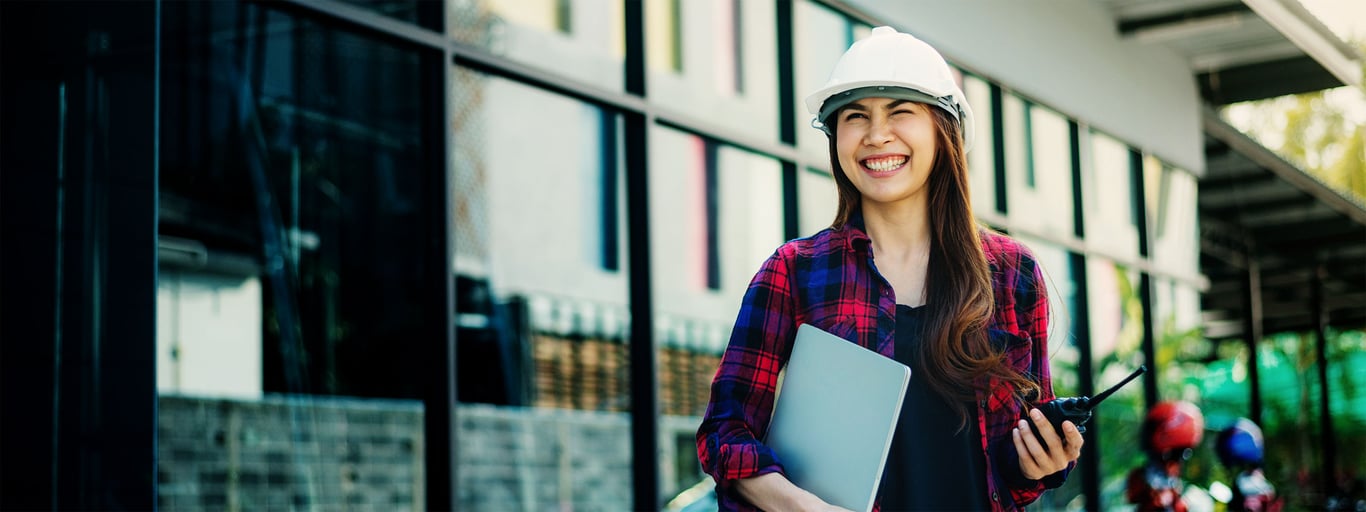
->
xmin=451 ymin=71 xmax=633 ymax=508
xmin=648 ymin=127 xmax=784 ymax=322
xmin=336 ymin=0 xmax=434 ymax=29
xmin=1083 ymin=256 xmax=1148 ymax=510
xmin=646 ymin=0 xmax=683 ymax=72
xmin=1144 ymin=157 xmax=1200 ymax=278
xmin=449 ymin=0 xmax=624 ymax=92
xmin=1015 ymin=236 xmax=1081 ymax=395
xmin=647 ymin=0 xmax=778 ymax=142
xmin=649 ymin=125 xmax=784 ymax=500
xmin=794 ymin=0 xmax=867 ymax=163
xmin=1005 ymin=96 xmax=1074 ymax=238
xmin=961 ymin=73 xmax=998 ymax=218
xmin=473 ymin=76 xmax=626 ymax=297
xmin=1013 ymin=235 xmax=1084 ymax=511
xmin=1083 ymin=130 xmax=1140 ymax=259
xmin=158 ymin=2 xmax=434 ymax=509
xmin=798 ymin=167 xmax=838 ymax=238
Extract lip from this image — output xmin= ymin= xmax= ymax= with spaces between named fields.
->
xmin=858 ymin=153 xmax=909 ymax=177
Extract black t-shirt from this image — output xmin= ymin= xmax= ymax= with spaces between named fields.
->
xmin=877 ymin=304 xmax=992 ymax=511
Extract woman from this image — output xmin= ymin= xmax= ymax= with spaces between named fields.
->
xmin=696 ymin=27 xmax=1083 ymax=511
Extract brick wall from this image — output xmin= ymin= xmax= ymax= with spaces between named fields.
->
xmin=456 ymin=404 xmax=705 ymax=510
xmin=158 ymin=396 xmax=705 ymax=511
xmin=531 ymin=333 xmax=720 ymax=418
xmin=157 ymin=395 xmax=424 ymax=511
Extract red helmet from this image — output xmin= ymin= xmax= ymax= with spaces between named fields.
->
xmin=1141 ymin=401 xmax=1205 ymax=457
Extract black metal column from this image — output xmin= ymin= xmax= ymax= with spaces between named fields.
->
xmin=1069 ymin=252 xmax=1100 ymax=510
xmin=1131 ymin=150 xmax=1159 ymax=406
xmin=1137 ymin=273 xmax=1159 ymax=406
xmin=1242 ymin=253 xmax=1263 ymax=425
xmin=990 ymin=84 xmax=1008 ymax=215
xmin=426 ymin=14 xmax=457 ymax=508
xmin=623 ymin=0 xmax=659 ymax=509
xmin=776 ymin=0 xmax=800 ymax=241
xmin=1 ymin=1 xmax=160 ymax=509
xmin=1311 ymin=264 xmax=1337 ymax=500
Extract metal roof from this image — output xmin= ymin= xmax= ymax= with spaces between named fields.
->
xmin=1097 ymin=0 xmax=1361 ymax=105
xmin=1097 ymin=1 xmax=1366 ymax=339
xmin=1199 ymin=109 xmax=1366 ymax=339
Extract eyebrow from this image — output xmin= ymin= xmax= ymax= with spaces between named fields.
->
xmin=842 ymin=99 xmax=917 ymax=113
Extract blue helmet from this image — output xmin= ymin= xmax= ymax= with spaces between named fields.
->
xmin=1215 ymin=418 xmax=1264 ymax=467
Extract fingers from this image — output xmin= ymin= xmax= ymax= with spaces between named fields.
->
xmin=1013 ymin=425 xmax=1045 ymax=479
xmin=1060 ymin=420 xmax=1085 ymax=460
xmin=1014 ymin=409 xmax=1088 ymax=479
xmin=1027 ymin=408 xmax=1060 ymax=448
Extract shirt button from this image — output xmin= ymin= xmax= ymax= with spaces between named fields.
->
xmin=992 ymin=491 xmax=999 ymax=502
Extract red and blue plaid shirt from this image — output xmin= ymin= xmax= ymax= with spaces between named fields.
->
xmin=696 ymin=219 xmax=1070 ymax=511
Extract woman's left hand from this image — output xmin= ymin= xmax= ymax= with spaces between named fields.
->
xmin=1012 ymin=408 xmax=1084 ymax=480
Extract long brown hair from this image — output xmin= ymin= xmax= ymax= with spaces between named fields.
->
xmin=827 ymin=106 xmax=1040 ymax=424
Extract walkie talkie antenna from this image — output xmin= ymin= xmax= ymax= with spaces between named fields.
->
xmin=1088 ymin=365 xmax=1146 ymax=409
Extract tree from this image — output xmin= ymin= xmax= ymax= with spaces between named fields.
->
xmin=1222 ymin=40 xmax=1366 ymax=204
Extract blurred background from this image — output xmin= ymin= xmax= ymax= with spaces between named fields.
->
xmin=1 ymin=0 xmax=1362 ymax=510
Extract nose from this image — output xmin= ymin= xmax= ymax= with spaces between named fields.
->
xmin=863 ymin=115 xmax=893 ymax=146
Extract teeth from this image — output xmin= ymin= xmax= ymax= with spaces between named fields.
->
xmin=863 ymin=156 xmax=907 ymax=171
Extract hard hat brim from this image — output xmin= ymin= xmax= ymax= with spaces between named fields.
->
xmin=804 ymin=80 xmax=975 ymax=152
xmin=804 ymin=79 xmax=953 ymax=116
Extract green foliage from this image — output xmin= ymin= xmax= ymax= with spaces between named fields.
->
xmin=1223 ymin=40 xmax=1366 ymax=205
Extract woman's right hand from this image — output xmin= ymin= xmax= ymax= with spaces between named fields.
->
xmin=733 ymin=473 xmax=856 ymax=512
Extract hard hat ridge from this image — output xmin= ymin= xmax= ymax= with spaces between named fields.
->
xmin=804 ymin=26 xmax=975 ymax=151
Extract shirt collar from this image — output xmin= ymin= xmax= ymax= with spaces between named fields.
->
xmin=839 ymin=211 xmax=873 ymax=253
xmin=842 ymin=214 xmax=999 ymax=270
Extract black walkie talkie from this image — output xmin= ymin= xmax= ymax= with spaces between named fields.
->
xmin=1027 ymin=365 xmax=1146 ymax=449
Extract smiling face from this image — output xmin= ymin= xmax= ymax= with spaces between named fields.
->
xmin=833 ymin=97 xmax=939 ymax=211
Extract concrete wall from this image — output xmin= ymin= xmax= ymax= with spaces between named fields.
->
xmin=848 ymin=0 xmax=1206 ymax=174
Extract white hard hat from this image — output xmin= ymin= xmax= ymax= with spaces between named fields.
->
xmin=805 ymin=26 xmax=975 ymax=151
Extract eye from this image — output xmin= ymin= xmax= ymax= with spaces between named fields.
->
xmin=841 ymin=111 xmax=868 ymax=122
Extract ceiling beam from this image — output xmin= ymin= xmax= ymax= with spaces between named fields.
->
xmin=1199 ymin=55 xmax=1345 ymax=105
xmin=1118 ymin=3 xmax=1252 ymax=37
xmin=1242 ymin=0 xmax=1362 ymax=89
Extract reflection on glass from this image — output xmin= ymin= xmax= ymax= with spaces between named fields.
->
xmin=1006 ymin=99 xmax=1074 ymax=237
xmin=1144 ymin=157 xmax=1199 ymax=277
xmin=1016 ymin=236 xmax=1079 ymax=395
xmin=452 ymin=70 xmax=633 ymax=509
xmin=335 ymin=0 xmax=431 ymax=28
xmin=962 ymin=73 xmax=998 ymax=218
xmin=649 ymin=125 xmax=784 ymax=501
xmin=1084 ymin=256 xmax=1147 ymax=510
xmin=158 ymin=2 xmax=432 ymax=509
xmin=647 ymin=0 xmax=778 ymax=142
xmin=449 ymin=0 xmax=624 ymax=92
xmin=795 ymin=0 xmax=866 ymax=163
xmin=1084 ymin=130 xmax=1140 ymax=259
xmin=798 ymin=168 xmax=837 ymax=238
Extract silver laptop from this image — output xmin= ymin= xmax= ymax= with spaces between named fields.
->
xmin=764 ymin=323 xmax=911 ymax=512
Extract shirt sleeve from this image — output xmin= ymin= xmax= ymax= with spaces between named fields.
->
xmin=696 ymin=247 xmax=799 ymax=503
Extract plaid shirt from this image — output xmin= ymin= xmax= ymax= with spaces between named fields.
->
xmin=696 ymin=220 xmax=1070 ymax=511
